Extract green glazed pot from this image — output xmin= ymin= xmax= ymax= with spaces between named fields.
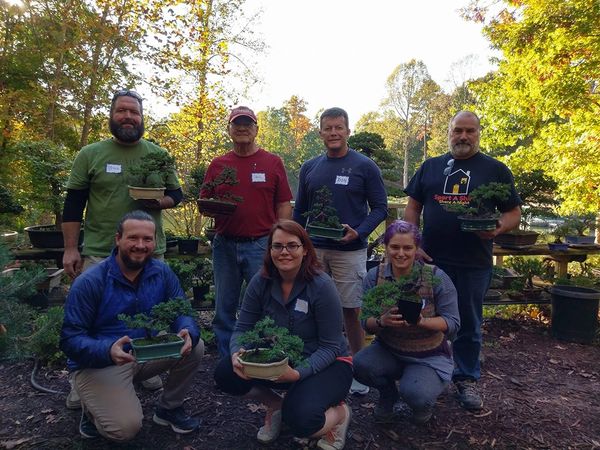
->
xmin=131 ymin=334 xmax=184 ymax=362
xmin=307 ymin=224 xmax=345 ymax=239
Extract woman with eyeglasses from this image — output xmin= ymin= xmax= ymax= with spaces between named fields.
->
xmin=214 ymin=219 xmax=353 ymax=450
xmin=353 ymin=220 xmax=460 ymax=425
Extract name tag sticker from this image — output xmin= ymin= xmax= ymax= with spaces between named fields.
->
xmin=252 ymin=172 xmax=266 ymax=182
xmin=295 ymin=299 xmax=308 ymax=314
xmin=335 ymin=175 xmax=349 ymax=185
xmin=106 ymin=164 xmax=122 ymax=174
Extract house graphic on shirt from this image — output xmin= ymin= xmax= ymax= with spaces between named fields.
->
xmin=443 ymin=169 xmax=470 ymax=195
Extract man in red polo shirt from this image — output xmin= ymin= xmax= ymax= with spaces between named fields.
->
xmin=200 ymin=106 xmax=293 ymax=357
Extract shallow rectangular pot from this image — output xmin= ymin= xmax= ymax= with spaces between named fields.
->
xmin=131 ymin=334 xmax=184 ymax=362
xmin=128 ymin=186 xmax=166 ymax=200
xmin=307 ymin=224 xmax=345 ymax=239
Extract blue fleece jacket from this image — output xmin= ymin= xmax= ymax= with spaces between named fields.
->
xmin=60 ymin=251 xmax=200 ymax=371
xmin=293 ymin=149 xmax=388 ymax=251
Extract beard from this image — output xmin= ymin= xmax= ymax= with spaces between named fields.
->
xmin=450 ymin=141 xmax=478 ymax=159
xmin=110 ymin=118 xmax=144 ymax=143
xmin=120 ymin=250 xmax=152 ymax=270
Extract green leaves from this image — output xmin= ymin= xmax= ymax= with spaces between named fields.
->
xmin=118 ymin=297 xmax=195 ymax=339
xmin=125 ymin=151 xmax=176 ymax=188
xmin=303 ymin=186 xmax=342 ymax=229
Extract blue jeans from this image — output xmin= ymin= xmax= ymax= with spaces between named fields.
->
xmin=436 ymin=263 xmax=492 ymax=382
xmin=212 ymin=234 xmax=268 ymax=357
xmin=353 ymin=341 xmax=446 ymax=415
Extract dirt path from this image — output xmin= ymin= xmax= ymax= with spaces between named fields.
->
xmin=1 ymin=317 xmax=599 ymax=449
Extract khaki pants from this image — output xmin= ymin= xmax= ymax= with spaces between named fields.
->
xmin=74 ymin=341 xmax=204 ymax=442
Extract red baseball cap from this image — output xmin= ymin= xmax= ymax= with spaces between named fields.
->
xmin=228 ymin=106 xmax=257 ymax=123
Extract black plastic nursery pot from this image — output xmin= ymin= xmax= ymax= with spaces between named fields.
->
xmin=396 ymin=298 xmax=424 ymax=324
xmin=178 ymin=238 xmax=199 ymax=255
xmin=25 ymin=225 xmax=84 ymax=249
xmin=550 ymin=285 xmax=600 ymax=344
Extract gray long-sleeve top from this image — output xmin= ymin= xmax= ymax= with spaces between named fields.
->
xmin=230 ymin=271 xmax=349 ymax=380
xmin=363 ymin=261 xmax=460 ymax=381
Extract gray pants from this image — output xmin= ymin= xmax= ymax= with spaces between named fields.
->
xmin=353 ymin=341 xmax=446 ymax=415
xmin=75 ymin=342 xmax=204 ymax=442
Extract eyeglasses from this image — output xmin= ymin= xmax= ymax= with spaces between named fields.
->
xmin=112 ymin=89 xmax=143 ymax=103
xmin=270 ymin=243 xmax=303 ymax=252
xmin=443 ymin=158 xmax=455 ymax=176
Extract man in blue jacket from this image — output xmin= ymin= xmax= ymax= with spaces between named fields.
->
xmin=60 ymin=211 xmax=204 ymax=442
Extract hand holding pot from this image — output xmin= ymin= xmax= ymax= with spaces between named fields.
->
xmin=178 ymin=328 xmax=192 ymax=356
xmin=232 ymin=350 xmax=251 ymax=380
xmin=379 ymin=307 xmax=408 ymax=328
xmin=110 ymin=335 xmax=135 ymax=365
xmin=339 ymin=224 xmax=358 ymax=244
xmin=274 ymin=365 xmax=300 ymax=383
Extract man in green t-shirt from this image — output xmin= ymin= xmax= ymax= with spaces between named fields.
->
xmin=62 ymin=90 xmax=182 ymax=278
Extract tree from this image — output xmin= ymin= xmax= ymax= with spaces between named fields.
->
xmin=464 ymin=0 xmax=600 ymax=214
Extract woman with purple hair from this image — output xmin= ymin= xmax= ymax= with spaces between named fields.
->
xmin=353 ymin=220 xmax=460 ymax=424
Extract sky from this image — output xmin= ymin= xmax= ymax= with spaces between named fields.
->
xmin=143 ymin=0 xmax=500 ymax=128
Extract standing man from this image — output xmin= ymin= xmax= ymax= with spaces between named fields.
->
xmin=60 ymin=211 xmax=203 ymax=442
xmin=404 ymin=110 xmax=521 ymax=410
xmin=62 ymin=89 xmax=182 ymax=277
xmin=61 ymin=89 xmax=182 ymax=404
xmin=200 ymin=106 xmax=293 ymax=358
xmin=294 ymin=107 xmax=388 ymax=394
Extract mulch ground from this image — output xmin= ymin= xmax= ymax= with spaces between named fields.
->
xmin=1 ymin=316 xmax=599 ymax=450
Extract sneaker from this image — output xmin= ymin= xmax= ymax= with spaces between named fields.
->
xmin=153 ymin=406 xmax=201 ymax=434
xmin=374 ymin=399 xmax=412 ymax=424
xmin=349 ymin=378 xmax=370 ymax=395
xmin=455 ymin=380 xmax=483 ymax=410
xmin=256 ymin=409 xmax=282 ymax=444
xmin=79 ymin=410 xmax=99 ymax=439
xmin=317 ymin=402 xmax=351 ymax=450
xmin=66 ymin=386 xmax=81 ymax=410
xmin=141 ymin=375 xmax=163 ymax=391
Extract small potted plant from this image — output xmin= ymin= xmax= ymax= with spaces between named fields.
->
xmin=125 ymin=151 xmax=177 ymax=200
xmin=506 ymin=256 xmax=545 ymax=299
xmin=117 ymin=298 xmax=195 ymax=362
xmin=167 ymin=258 xmax=213 ymax=308
xmin=197 ymin=166 xmax=243 ymax=216
xmin=563 ymin=214 xmax=596 ymax=245
xmin=447 ymin=182 xmax=512 ymax=232
xmin=303 ymin=186 xmax=345 ymax=239
xmin=0 ymin=184 xmax=23 ymax=245
xmin=361 ymin=267 xmax=437 ymax=325
xmin=548 ymin=223 xmax=570 ymax=251
xmin=236 ymin=317 xmax=304 ymax=380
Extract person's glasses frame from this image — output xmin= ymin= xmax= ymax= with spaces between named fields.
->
xmin=270 ymin=243 xmax=303 ymax=253
xmin=112 ymin=89 xmax=143 ymax=103
xmin=443 ymin=158 xmax=455 ymax=176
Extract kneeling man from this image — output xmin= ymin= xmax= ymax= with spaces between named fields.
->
xmin=60 ymin=210 xmax=203 ymax=442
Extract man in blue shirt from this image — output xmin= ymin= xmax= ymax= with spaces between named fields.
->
xmin=60 ymin=211 xmax=204 ymax=442
xmin=294 ymin=107 xmax=388 ymax=394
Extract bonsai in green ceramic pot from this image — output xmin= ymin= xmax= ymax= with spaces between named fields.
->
xmin=118 ymin=298 xmax=195 ymax=362
xmin=446 ymin=182 xmax=512 ymax=232
xmin=303 ymin=186 xmax=345 ymax=239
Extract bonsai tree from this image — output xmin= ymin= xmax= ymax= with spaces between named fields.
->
xmin=303 ymin=186 xmax=342 ymax=228
xmin=563 ymin=214 xmax=595 ymax=237
xmin=125 ymin=151 xmax=176 ymax=188
xmin=201 ymin=166 xmax=243 ymax=204
xmin=446 ymin=182 xmax=512 ymax=218
xmin=237 ymin=316 xmax=304 ymax=366
xmin=513 ymin=169 xmax=559 ymax=228
xmin=551 ymin=223 xmax=571 ymax=244
xmin=506 ymin=257 xmax=545 ymax=290
xmin=118 ymin=298 xmax=194 ymax=341
xmin=167 ymin=258 xmax=212 ymax=293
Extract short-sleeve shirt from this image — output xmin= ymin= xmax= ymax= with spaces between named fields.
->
xmin=67 ymin=138 xmax=180 ymax=256
xmin=404 ymin=152 xmax=521 ymax=268
xmin=200 ymin=149 xmax=292 ymax=237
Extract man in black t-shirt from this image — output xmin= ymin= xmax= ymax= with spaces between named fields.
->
xmin=404 ymin=111 xmax=521 ymax=411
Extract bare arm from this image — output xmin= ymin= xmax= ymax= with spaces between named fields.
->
xmin=276 ymin=201 xmax=292 ymax=220
xmin=404 ymin=197 xmax=423 ymax=227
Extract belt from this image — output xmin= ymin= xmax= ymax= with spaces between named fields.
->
xmin=220 ymin=234 xmax=267 ymax=243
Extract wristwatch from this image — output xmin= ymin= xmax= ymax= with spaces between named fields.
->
xmin=375 ymin=317 xmax=384 ymax=328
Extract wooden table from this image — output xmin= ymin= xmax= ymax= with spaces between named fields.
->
xmin=493 ymin=244 xmax=600 ymax=277
xmin=10 ymin=247 xmax=66 ymax=268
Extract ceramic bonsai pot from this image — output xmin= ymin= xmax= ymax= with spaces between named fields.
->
xmin=457 ymin=215 xmax=498 ymax=232
xmin=128 ymin=186 xmax=165 ymax=200
xmin=548 ymin=242 xmax=569 ymax=251
xmin=178 ymin=238 xmax=199 ymax=255
xmin=494 ymin=230 xmax=539 ymax=248
xmin=25 ymin=225 xmax=84 ymax=249
xmin=565 ymin=235 xmax=596 ymax=245
xmin=131 ymin=334 xmax=184 ymax=362
xmin=197 ymin=199 xmax=237 ymax=216
xmin=307 ymin=224 xmax=345 ymax=239
xmin=237 ymin=349 xmax=289 ymax=380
